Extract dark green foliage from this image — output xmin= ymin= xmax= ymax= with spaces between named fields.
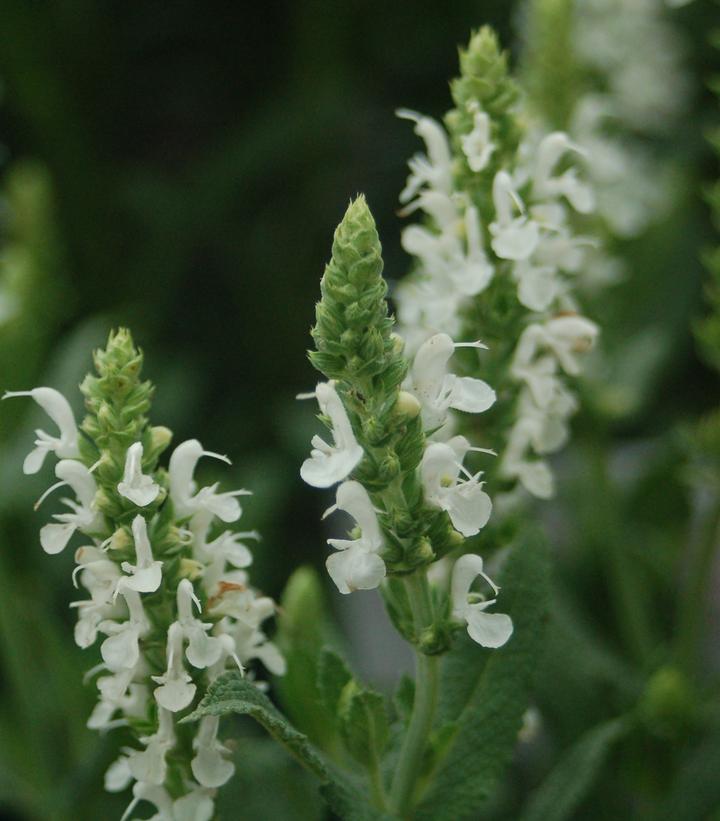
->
xmin=415 ymin=531 xmax=551 ymax=819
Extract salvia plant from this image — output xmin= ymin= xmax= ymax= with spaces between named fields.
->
xmin=2 ymin=6 xmax=718 ymax=821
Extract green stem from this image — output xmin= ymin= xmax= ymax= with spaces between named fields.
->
xmin=389 ymin=572 xmax=440 ymax=817
xmin=675 ymin=496 xmax=720 ymax=676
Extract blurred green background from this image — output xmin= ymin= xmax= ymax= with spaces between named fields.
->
xmin=0 ymin=2 xmax=717 ymax=820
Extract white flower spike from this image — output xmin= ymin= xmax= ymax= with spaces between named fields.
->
xmin=300 ymin=382 xmax=364 ymax=488
xmin=3 ymin=387 xmax=80 ymax=474
xmin=451 ymin=554 xmax=513 ymax=648
xmin=326 ymin=480 xmax=386 ymax=595
xmin=117 ymin=442 xmax=160 ymax=506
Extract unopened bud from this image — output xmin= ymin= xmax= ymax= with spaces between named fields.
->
xmin=180 ymin=558 xmax=204 ymax=580
xmin=395 ymin=390 xmax=421 ymax=420
xmin=109 ymin=527 xmax=132 ymax=552
xmin=150 ymin=425 xmax=173 ymax=454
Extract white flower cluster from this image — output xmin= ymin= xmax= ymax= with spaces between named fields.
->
xmin=563 ymin=0 xmax=690 ymax=245
xmin=5 ymin=387 xmax=284 ymax=821
xmin=300 ymin=346 xmax=511 ymax=648
xmin=395 ymin=105 xmax=598 ymax=500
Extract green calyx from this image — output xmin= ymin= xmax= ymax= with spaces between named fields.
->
xmin=79 ymin=328 xmax=172 ymax=518
xmin=310 ymin=195 xmax=406 ymax=392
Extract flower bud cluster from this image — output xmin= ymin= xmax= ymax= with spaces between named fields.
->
xmin=5 ymin=329 xmax=283 ymax=820
xmin=395 ymin=27 xmax=599 ymax=501
xmin=302 ymin=197 xmax=511 ymax=652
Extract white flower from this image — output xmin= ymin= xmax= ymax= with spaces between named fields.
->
xmin=325 ymin=480 xmax=386 ymax=595
xmin=175 ymin=578 xmax=223 ymax=669
xmin=461 ymin=106 xmax=495 ymax=172
xmin=489 ymin=171 xmax=540 ymax=261
xmin=115 ymin=515 xmax=163 ymax=596
xmin=99 ymin=589 xmax=150 ymax=672
xmin=117 ymin=442 xmax=160 ymax=506
xmin=421 ymin=438 xmax=492 ymax=537
xmin=169 ymin=439 xmax=249 ymax=522
xmin=408 ymin=333 xmax=496 ymax=431
xmin=513 ymin=315 xmax=599 ymax=378
xmin=191 ymin=715 xmax=235 ymax=789
xmin=152 ymin=621 xmax=197 ymax=712
xmin=105 ymin=755 xmax=133 ymax=793
xmin=300 ymin=382 xmax=363 ymax=488
xmin=451 ymin=554 xmax=513 ymax=648
xmin=126 ymin=706 xmax=175 ymax=786
xmin=512 ymin=260 xmax=560 ymax=312
xmin=39 ymin=460 xmax=104 ymax=554
xmin=532 ymin=132 xmax=594 ymax=214
xmin=3 ymin=387 xmax=80 ymax=474
xmin=121 ymin=782 xmax=214 ymax=821
xmin=396 ymin=108 xmax=453 ymax=203
xmin=88 ymin=668 xmax=148 ymax=731
xmin=401 ymin=200 xmax=494 ymax=298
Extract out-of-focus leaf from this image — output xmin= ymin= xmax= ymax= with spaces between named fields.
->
xmin=414 ymin=530 xmax=550 ymax=820
xmin=519 ymin=718 xmax=627 ymax=821
xmin=656 ymin=733 xmax=720 ymax=821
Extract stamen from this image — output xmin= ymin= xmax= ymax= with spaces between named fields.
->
xmin=295 ymin=391 xmax=316 ymax=400
xmin=2 ymin=390 xmax=33 ymax=400
xmin=321 ymin=503 xmax=338 ymax=520
xmin=202 ymin=450 xmax=232 ymax=465
xmin=454 ymin=340 xmax=488 ymax=350
xmin=34 ymin=479 xmax=67 ymax=510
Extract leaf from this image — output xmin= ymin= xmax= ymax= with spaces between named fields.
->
xmin=415 ymin=530 xmax=550 ymax=820
xmin=339 ymin=685 xmax=389 ymax=767
xmin=182 ymin=671 xmax=328 ymax=780
xmin=184 ymin=671 xmax=394 ymax=821
xmin=656 ymin=733 xmax=720 ymax=821
xmin=519 ymin=718 xmax=627 ymax=821
xmin=216 ymin=737 xmax=324 ymax=821
xmin=274 ymin=566 xmax=342 ymax=747
xmin=317 ymin=646 xmax=353 ymax=719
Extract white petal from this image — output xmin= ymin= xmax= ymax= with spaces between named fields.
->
xmin=517 ymin=265 xmax=558 ymax=312
xmin=447 ymin=376 xmax=496 ymax=414
xmin=101 ymin=626 xmax=140 ymax=672
xmin=173 ymin=790 xmax=215 ymax=821
xmin=191 ymin=746 xmax=235 ymax=789
xmin=118 ymin=562 xmax=163 ymax=593
xmin=40 ymin=522 xmax=76 ymax=554
xmin=300 ymin=445 xmax=363 ymax=488
xmin=326 ymin=546 xmax=386 ymax=595
xmin=491 ymin=221 xmax=540 ymax=260
xmin=252 ymin=641 xmax=286 ymax=676
xmin=104 ymin=756 xmax=133 ymax=793
xmin=334 ymin=480 xmax=383 ymax=549
xmin=443 ymin=483 xmax=492 ymax=537
xmin=186 ymin=629 xmax=223 ymax=669
xmin=23 ymin=446 xmax=48 ymax=475
xmin=118 ymin=480 xmax=159 ymax=507
xmin=518 ymin=461 xmax=554 ymax=499
xmin=154 ymin=677 xmax=196 ymax=713
xmin=465 ymin=607 xmax=513 ymax=648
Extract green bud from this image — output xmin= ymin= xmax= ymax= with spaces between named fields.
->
xmin=638 ymin=667 xmax=695 ymax=740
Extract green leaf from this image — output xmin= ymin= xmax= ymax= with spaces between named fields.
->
xmin=317 ymin=646 xmax=353 ymax=719
xmin=182 ymin=671 xmax=328 ymax=780
xmin=320 ymin=774 xmax=396 ymax=821
xmin=519 ymin=718 xmax=627 ymax=821
xmin=274 ymin=566 xmax=342 ymax=747
xmin=415 ymin=530 xmax=550 ymax=820
xmin=338 ymin=685 xmax=389 ymax=767
xmin=656 ymin=733 xmax=720 ymax=821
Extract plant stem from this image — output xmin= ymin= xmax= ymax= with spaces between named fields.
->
xmin=389 ymin=571 xmax=440 ymax=817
